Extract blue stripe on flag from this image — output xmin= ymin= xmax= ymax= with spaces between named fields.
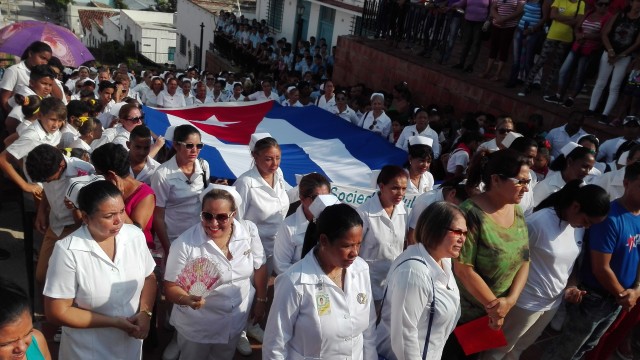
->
xmin=279 ymin=144 xmax=329 ymax=185
xmin=265 ymin=104 xmax=407 ymax=169
xmin=143 ymin=106 xmax=171 ymax=139
xmin=199 ymin=146 xmax=236 ymax=180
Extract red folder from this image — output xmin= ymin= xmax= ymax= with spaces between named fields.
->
xmin=453 ymin=315 xmax=508 ymax=355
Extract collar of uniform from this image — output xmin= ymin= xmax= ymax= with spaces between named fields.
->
xmin=67 ymin=225 xmax=129 ymax=255
xmin=298 ymin=249 xmax=368 ymax=285
xmin=293 ymin=206 xmax=310 ymax=236
xmin=416 ymin=243 xmax=449 ymax=285
xmin=31 ymin=120 xmax=55 ymax=141
xmin=366 ymin=193 xmax=407 ymax=218
xmin=246 ymin=166 xmax=284 ymax=189
xmin=547 ymin=171 xmax=567 ymax=189
xmin=164 ymin=156 xmax=204 ymax=180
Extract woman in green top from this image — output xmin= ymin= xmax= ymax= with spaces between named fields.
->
xmin=454 ymin=149 xmax=531 ymax=332
xmin=0 ymin=278 xmax=51 ymax=360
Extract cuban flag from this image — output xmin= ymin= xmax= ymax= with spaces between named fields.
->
xmin=143 ymin=100 xmax=407 ymax=188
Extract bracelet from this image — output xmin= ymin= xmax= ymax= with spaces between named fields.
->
xmin=256 ymin=297 xmax=268 ymax=303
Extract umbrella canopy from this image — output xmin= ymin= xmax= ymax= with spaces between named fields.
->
xmin=0 ymin=20 xmax=94 ymax=67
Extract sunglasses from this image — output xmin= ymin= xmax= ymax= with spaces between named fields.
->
xmin=369 ymin=119 xmax=378 ymax=130
xmin=200 ymin=211 xmax=233 ymax=223
xmin=446 ymin=228 xmax=468 ymax=237
xmin=124 ymin=114 xmax=145 ymax=122
xmin=498 ymin=128 xmax=512 ymax=135
xmin=500 ymin=175 xmax=532 ymax=187
xmin=177 ymin=141 xmax=204 ymax=150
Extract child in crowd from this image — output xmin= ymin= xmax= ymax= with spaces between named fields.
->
xmin=0 ymin=97 xmax=67 ymax=196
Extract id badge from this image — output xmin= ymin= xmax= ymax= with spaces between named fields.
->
xmin=316 ymin=289 xmax=331 ymax=316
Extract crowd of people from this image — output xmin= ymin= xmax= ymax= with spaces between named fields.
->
xmin=0 ymin=29 xmax=639 ymax=360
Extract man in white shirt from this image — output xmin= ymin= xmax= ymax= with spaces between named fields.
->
xmin=597 ymin=116 xmax=640 ymax=163
xmin=546 ymin=112 xmax=589 ymax=159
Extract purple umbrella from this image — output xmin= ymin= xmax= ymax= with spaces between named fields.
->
xmin=0 ymin=20 xmax=94 ymax=66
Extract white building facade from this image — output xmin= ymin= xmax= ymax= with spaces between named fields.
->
xmin=119 ymin=10 xmax=177 ymax=64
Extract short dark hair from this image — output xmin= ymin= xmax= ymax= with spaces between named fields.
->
xmin=509 ymin=136 xmax=538 ymax=153
xmin=67 ymin=100 xmax=91 ymax=119
xmin=299 ymin=173 xmax=330 ymax=199
xmin=549 ymin=146 xmax=593 ymax=172
xmin=316 ymin=203 xmax=363 ymax=244
xmin=77 ymin=180 xmax=122 ymax=216
xmin=25 ymin=144 xmax=64 ymax=182
xmin=467 ymin=149 xmax=529 ymax=190
xmin=130 ymin=125 xmax=152 ymax=141
xmin=408 ymin=144 xmax=434 ymax=162
xmin=30 ymin=64 xmax=56 ymax=83
xmin=91 ymin=143 xmax=130 ymax=177
xmin=0 ymin=278 xmax=30 ymax=328
xmin=377 ymin=165 xmax=408 ymax=185
xmin=414 ymin=201 xmax=466 ymax=251
xmin=252 ymin=137 xmax=280 ymax=155
xmin=202 ymin=189 xmax=237 ymax=212
xmin=625 ymin=162 xmax=640 ymax=181
xmin=173 ymin=124 xmax=201 ymax=142
xmin=39 ymin=97 xmax=67 ymax=119
xmin=21 ymin=41 xmax=51 ymax=60
xmin=98 ymin=80 xmax=116 ymax=93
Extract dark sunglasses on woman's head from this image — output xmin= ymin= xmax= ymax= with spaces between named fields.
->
xmin=177 ymin=141 xmax=204 ymax=150
xmin=498 ymin=128 xmax=512 ymax=135
xmin=124 ymin=114 xmax=145 ymax=122
xmin=200 ymin=211 xmax=233 ymax=223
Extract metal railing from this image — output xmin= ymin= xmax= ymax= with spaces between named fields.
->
xmin=359 ymin=0 xmax=462 ymax=51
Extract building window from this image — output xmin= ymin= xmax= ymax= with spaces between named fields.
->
xmin=267 ymin=0 xmax=284 ymax=31
xmin=168 ymin=47 xmax=175 ymax=62
xmin=179 ymin=35 xmax=186 ymax=55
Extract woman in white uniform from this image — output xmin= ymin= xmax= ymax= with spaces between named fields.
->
xmin=358 ymin=165 xmax=408 ymax=306
xmin=377 ymin=202 xmax=467 ymax=360
xmin=358 ymin=93 xmax=392 ymax=139
xmin=152 ymin=124 xmax=209 ymax=255
xmin=533 ymin=143 xmax=595 ymax=207
xmin=263 ymin=203 xmax=378 ymax=359
xmin=481 ymin=181 xmax=609 ymax=360
xmin=234 ymin=134 xmax=289 ymax=274
xmin=157 ymin=78 xmax=186 ymax=108
xmin=0 ymin=41 xmax=52 ymax=113
xmin=404 ymin=136 xmax=435 ymax=195
xmin=273 ymin=173 xmax=331 ymax=275
xmin=44 ymin=181 xmax=156 ymax=360
xmin=164 ymin=187 xmax=267 ymax=360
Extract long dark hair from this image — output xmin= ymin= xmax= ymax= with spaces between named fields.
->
xmin=534 ymin=180 xmax=610 ymax=219
xmin=467 ymin=149 xmax=529 ymax=190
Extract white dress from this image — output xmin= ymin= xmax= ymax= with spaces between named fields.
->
xmin=234 ymin=167 xmax=289 ymax=257
xmin=263 ymin=250 xmax=377 ymax=359
xmin=43 ymin=224 xmax=155 ymax=360
xmin=164 ymin=220 xmax=266 ymax=343
xmin=357 ymin=193 xmax=407 ymax=301
xmin=405 ymin=170 xmax=435 ymax=195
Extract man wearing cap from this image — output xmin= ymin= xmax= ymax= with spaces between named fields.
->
xmin=546 ymin=111 xmax=589 ymax=159
xmin=598 ymin=116 xmax=640 ymax=164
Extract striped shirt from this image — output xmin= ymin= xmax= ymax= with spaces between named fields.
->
xmin=494 ymin=0 xmax=525 ymax=28
xmin=518 ymin=1 xmax=542 ymax=30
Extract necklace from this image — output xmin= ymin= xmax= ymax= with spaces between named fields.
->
xmin=216 ymin=223 xmax=234 ymax=260
xmin=314 ymin=249 xmax=344 ymax=287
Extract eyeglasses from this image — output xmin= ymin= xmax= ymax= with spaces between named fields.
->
xmin=446 ymin=228 xmax=468 ymax=237
xmin=124 ymin=114 xmax=145 ymax=122
xmin=500 ymin=175 xmax=532 ymax=187
xmin=498 ymin=128 xmax=512 ymax=135
xmin=177 ymin=141 xmax=204 ymax=150
xmin=200 ymin=211 xmax=233 ymax=223
xmin=369 ymin=119 xmax=378 ymax=130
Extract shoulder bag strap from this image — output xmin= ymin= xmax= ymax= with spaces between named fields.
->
xmin=199 ymin=158 xmax=209 ymax=187
xmin=361 ymin=111 xmax=371 ymax=128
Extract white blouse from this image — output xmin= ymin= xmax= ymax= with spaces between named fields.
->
xmin=263 ymin=251 xmax=377 ymax=360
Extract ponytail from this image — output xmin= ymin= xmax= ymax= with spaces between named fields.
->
xmin=534 ymin=180 xmax=610 ymax=218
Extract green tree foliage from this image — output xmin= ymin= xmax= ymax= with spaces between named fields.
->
xmin=156 ymin=0 xmax=176 ymax=13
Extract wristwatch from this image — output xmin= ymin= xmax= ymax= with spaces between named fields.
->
xmin=140 ymin=309 xmax=153 ymax=318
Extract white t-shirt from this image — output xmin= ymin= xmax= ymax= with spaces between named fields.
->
xmin=446 ymin=149 xmax=470 ymax=174
xmin=0 ymin=61 xmax=30 ymax=92
xmin=478 ymin=138 xmax=499 ymax=153
xmin=41 ymin=156 xmax=95 ymax=236
xmin=408 ymin=189 xmax=444 ymax=230
xmin=157 ymin=90 xmax=186 ymax=108
xmin=315 ymin=93 xmax=336 ymax=112
xmin=7 ymin=120 xmax=61 ymax=160
xmin=333 ymin=106 xmax=360 ymax=125
xmin=405 ymin=170 xmax=434 ymax=195
xmin=247 ymin=91 xmax=279 ymax=102
xmin=60 ymin=124 xmax=80 ymax=148
xmin=130 ymin=156 xmax=160 ymax=185
xmin=532 ymin=171 xmax=566 ymax=207
xmin=151 ymin=156 xmax=209 ymax=242
xmin=396 ymin=125 xmax=442 ymax=159
xmin=517 ymin=208 xmax=584 ymax=311
xmin=164 ymin=220 xmax=266 ymax=344
xmin=91 ymin=125 xmax=130 ymax=151
xmin=546 ymin=126 xmax=588 ymax=159
xmin=358 ymin=111 xmax=392 ymax=139
xmin=43 ymin=224 xmax=155 ymax=360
